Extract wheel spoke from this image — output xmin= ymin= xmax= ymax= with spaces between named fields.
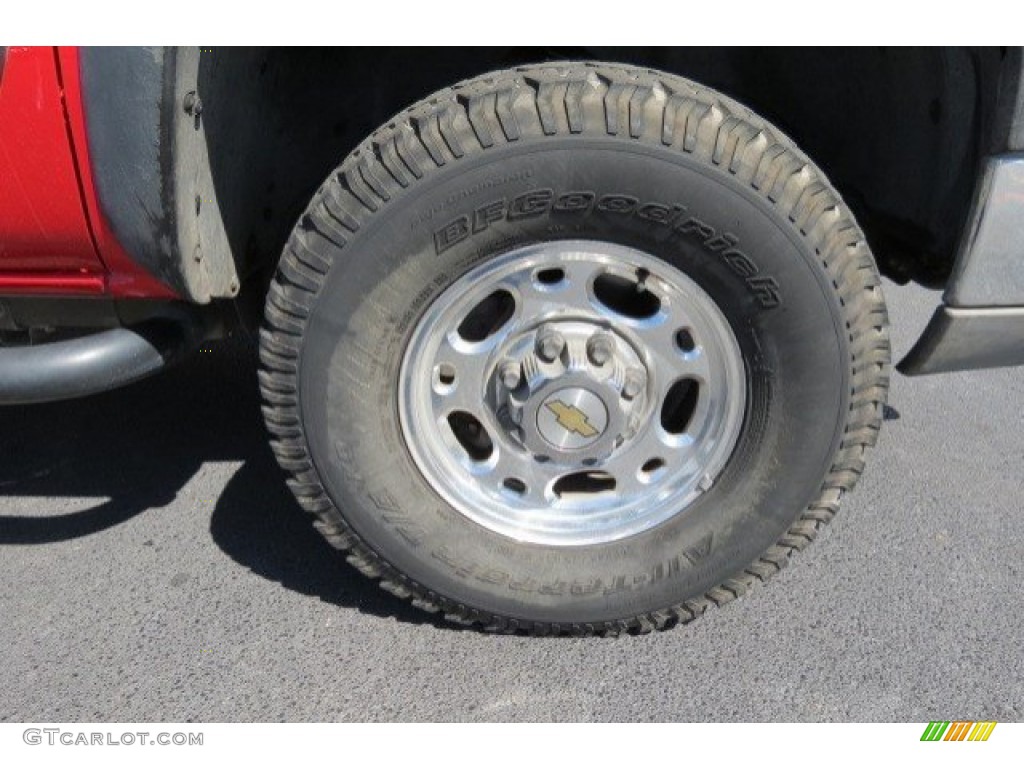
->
xmin=609 ymin=419 xmax=689 ymax=490
xmin=478 ymin=442 xmax=553 ymax=506
xmin=558 ymin=257 xmax=604 ymax=309
xmin=629 ymin=311 xmax=713 ymax=383
xmin=508 ymin=257 xmax=601 ymax=322
xmin=609 ymin=463 xmax=652 ymax=501
xmin=431 ymin=333 xmax=493 ymax=415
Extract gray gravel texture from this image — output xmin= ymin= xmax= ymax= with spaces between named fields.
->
xmin=0 ymin=280 xmax=1021 ymax=722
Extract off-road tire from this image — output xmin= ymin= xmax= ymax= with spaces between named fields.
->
xmin=259 ymin=61 xmax=891 ymax=635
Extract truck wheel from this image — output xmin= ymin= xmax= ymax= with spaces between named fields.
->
xmin=259 ymin=62 xmax=890 ymax=634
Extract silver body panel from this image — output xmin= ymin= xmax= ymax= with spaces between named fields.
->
xmin=899 ymin=306 xmax=1024 ymax=375
xmin=900 ymin=154 xmax=1024 ymax=375
xmin=945 ymin=155 xmax=1024 ymax=306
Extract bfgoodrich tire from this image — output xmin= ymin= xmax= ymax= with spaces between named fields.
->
xmin=259 ymin=62 xmax=890 ymax=635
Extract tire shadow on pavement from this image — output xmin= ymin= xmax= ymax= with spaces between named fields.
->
xmin=0 ymin=337 xmax=451 ymax=629
xmin=0 ymin=341 xmax=258 ymax=545
xmin=209 ymin=438 xmax=460 ymax=630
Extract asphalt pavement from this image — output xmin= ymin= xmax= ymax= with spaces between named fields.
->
xmin=1 ymin=280 xmax=1021 ymax=722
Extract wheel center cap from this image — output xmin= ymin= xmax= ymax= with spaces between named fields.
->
xmin=536 ymin=387 xmax=609 ymax=450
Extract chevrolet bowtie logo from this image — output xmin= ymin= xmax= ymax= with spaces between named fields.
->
xmin=545 ymin=400 xmax=599 ymax=438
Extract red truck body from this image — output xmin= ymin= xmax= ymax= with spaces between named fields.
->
xmin=0 ymin=46 xmax=174 ymax=298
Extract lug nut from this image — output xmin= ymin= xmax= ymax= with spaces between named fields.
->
xmin=587 ymin=333 xmax=615 ymax=366
xmin=500 ymin=360 xmax=521 ymax=390
xmin=622 ymin=368 xmax=645 ymax=400
xmin=535 ymin=328 xmax=565 ymax=363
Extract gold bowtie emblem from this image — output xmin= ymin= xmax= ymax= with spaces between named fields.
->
xmin=545 ymin=400 xmax=599 ymax=438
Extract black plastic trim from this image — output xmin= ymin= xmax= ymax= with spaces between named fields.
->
xmin=78 ymin=47 xmax=183 ymax=294
xmin=77 ymin=47 xmax=238 ymax=303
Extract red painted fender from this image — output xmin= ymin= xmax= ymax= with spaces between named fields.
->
xmin=0 ymin=46 xmax=177 ymax=299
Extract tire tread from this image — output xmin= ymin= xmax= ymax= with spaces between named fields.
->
xmin=259 ymin=61 xmax=891 ymax=635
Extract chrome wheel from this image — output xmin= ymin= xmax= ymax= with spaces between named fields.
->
xmin=399 ymin=240 xmax=746 ymax=546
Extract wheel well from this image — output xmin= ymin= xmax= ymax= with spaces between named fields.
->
xmin=196 ymin=46 xmax=1006 ymax=304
